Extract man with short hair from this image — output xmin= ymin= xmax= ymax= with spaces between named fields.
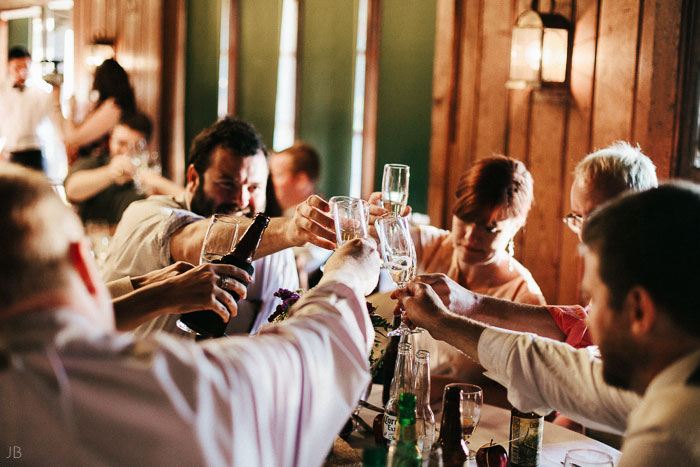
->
xmin=417 ymin=141 xmax=658 ymax=348
xmin=270 ymin=141 xmax=321 ymax=217
xmin=64 ymin=111 xmax=182 ymax=226
xmin=0 ymin=163 xmax=381 ymax=466
xmin=396 ymin=182 xmax=700 ymax=465
xmin=103 ymin=116 xmax=336 ymax=336
xmin=0 ymin=46 xmax=64 ymax=172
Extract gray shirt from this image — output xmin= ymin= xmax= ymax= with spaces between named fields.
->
xmin=102 ymin=193 xmax=299 ymax=336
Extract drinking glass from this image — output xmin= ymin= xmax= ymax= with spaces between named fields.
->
xmin=382 ymin=164 xmax=410 ymax=216
xmin=376 ymin=214 xmax=423 ymax=337
xmin=563 ymin=449 xmax=614 ymax=466
xmin=455 ymin=383 xmax=483 ymax=459
xmin=330 ymin=196 xmax=369 ymax=246
xmin=176 ymin=214 xmax=240 ymax=334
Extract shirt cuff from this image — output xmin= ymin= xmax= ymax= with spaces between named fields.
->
xmin=106 ymin=276 xmax=135 ymax=298
xmin=546 ymin=305 xmax=592 ymax=348
xmin=477 ymin=327 xmax=524 ymax=387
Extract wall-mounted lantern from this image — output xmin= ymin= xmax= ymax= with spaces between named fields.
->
xmin=506 ymin=1 xmax=571 ymax=90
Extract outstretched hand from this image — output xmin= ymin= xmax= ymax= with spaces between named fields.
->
xmin=288 ymin=194 xmax=337 ymax=250
xmin=322 ymin=238 xmax=381 ymax=295
xmin=391 ymin=281 xmax=452 ymax=335
xmin=414 ymin=273 xmax=479 ymax=317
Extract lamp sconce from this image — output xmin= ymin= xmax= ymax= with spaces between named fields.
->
xmin=86 ymin=34 xmax=116 ymax=67
xmin=506 ymin=0 xmax=572 ymax=90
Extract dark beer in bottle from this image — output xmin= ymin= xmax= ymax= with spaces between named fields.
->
xmin=430 ymin=384 xmax=468 ymax=466
xmin=177 ymin=213 xmax=270 ymax=338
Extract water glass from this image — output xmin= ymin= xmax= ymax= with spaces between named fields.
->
xmin=456 ymin=384 xmax=483 ymax=458
xmin=563 ymin=449 xmax=614 ymax=466
xmin=330 ymin=196 xmax=369 ymax=246
xmin=199 ymin=214 xmax=240 ymax=264
xmin=382 ymin=164 xmax=410 ymax=215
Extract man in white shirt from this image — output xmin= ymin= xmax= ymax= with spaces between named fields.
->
xmin=395 ymin=182 xmax=700 ymax=466
xmin=0 ymin=163 xmax=381 ymax=466
xmin=103 ymin=117 xmax=338 ymax=336
xmin=0 ymin=46 xmax=63 ymax=172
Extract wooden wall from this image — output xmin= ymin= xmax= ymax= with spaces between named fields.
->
xmin=429 ymin=0 xmax=684 ymax=305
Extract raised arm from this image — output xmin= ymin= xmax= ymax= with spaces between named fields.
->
xmin=64 ymin=154 xmax=136 ymax=202
xmin=169 ymin=194 xmax=338 ymax=265
xmin=414 ymin=273 xmax=566 ymax=340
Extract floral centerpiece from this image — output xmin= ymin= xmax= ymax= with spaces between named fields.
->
xmin=269 ymin=288 xmax=393 ymax=373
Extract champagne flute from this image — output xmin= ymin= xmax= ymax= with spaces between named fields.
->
xmin=382 ymin=164 xmax=410 ymax=216
xmin=176 ymin=214 xmax=239 ymax=335
xmin=376 ymin=214 xmax=423 ymax=337
xmin=455 ymin=383 xmax=483 ymax=459
xmin=563 ymin=449 xmax=614 ymax=466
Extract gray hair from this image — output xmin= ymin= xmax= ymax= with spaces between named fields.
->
xmin=574 ymin=141 xmax=658 ymax=199
xmin=0 ymin=165 xmax=84 ymax=313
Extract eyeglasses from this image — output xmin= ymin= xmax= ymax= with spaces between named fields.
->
xmin=562 ymin=212 xmax=584 ymax=235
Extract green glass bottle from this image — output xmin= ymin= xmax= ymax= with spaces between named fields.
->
xmin=387 ymin=392 xmax=422 ymax=467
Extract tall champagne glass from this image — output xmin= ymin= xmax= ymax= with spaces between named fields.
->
xmin=376 ymin=214 xmax=423 ymax=337
xmin=382 ymin=164 xmax=410 ymax=216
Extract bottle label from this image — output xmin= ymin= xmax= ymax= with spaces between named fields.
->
xmin=509 ymin=415 xmax=543 ymax=466
xmin=383 ymin=413 xmax=397 ymax=441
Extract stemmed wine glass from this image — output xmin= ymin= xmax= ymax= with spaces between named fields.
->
xmin=455 ymin=383 xmax=483 ymax=459
xmin=382 ymin=164 xmax=410 ymax=216
xmin=376 ymin=214 xmax=423 ymax=337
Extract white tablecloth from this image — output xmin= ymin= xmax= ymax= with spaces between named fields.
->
xmin=352 ymin=384 xmax=621 ymax=466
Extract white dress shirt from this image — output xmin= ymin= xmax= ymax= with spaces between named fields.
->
xmin=0 ymin=78 xmax=62 ymax=152
xmin=102 ymin=193 xmax=299 ymax=336
xmin=477 ymin=328 xmax=700 ymax=466
xmin=0 ymin=282 xmax=373 ymax=466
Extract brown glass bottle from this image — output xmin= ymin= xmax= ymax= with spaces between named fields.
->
xmin=430 ymin=385 xmax=468 ymax=467
xmin=508 ymin=407 xmax=543 ymax=466
xmin=178 ymin=213 xmax=270 ymax=338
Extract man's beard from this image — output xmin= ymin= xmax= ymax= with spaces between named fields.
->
xmin=190 ymin=182 xmax=248 ymax=217
xmin=599 ymin=333 xmax=645 ymax=391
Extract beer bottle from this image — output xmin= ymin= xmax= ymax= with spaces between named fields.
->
xmin=386 ymin=393 xmax=421 ymax=467
xmin=383 ymin=342 xmax=414 ymax=443
xmin=382 ymin=316 xmax=403 ymax=405
xmin=508 ymin=407 xmax=543 ymax=466
xmin=413 ymin=350 xmax=435 ymax=461
xmin=177 ymin=213 xmax=270 ymax=338
xmin=430 ymin=384 xmax=468 ymax=467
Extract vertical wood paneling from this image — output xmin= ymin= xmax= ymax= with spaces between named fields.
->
xmin=591 ymin=0 xmax=640 ymax=148
xmin=361 ymin=0 xmax=381 ymax=200
xmin=0 ymin=20 xmax=7 ymax=79
xmin=522 ymin=92 xmax=568 ymax=302
xmin=428 ymin=0 xmax=460 ymax=227
xmin=558 ymin=0 xmax=599 ymax=304
xmin=429 ymin=0 xmax=683 ymax=305
xmin=474 ymin=0 xmax=512 ymax=160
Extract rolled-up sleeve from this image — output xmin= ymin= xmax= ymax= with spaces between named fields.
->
xmin=477 ymin=327 xmax=638 ymax=435
xmin=546 ymin=304 xmax=592 ymax=348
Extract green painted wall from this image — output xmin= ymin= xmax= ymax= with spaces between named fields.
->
xmin=185 ymin=0 xmax=221 ymax=161
xmin=237 ymin=0 xmax=283 ymax=148
xmin=296 ymin=0 xmax=357 ymax=198
xmin=8 ymin=19 xmax=31 ymax=49
xmin=374 ymin=0 xmax=436 ymax=214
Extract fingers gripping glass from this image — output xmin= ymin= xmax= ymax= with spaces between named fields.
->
xmin=376 ymin=214 xmax=424 ymax=337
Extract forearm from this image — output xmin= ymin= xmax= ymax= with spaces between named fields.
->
xmin=253 ymin=217 xmax=297 ymax=259
xmin=64 ymin=166 xmax=116 ymax=201
xmin=428 ymin=313 xmax=487 ymax=365
xmin=112 ymin=282 xmax=169 ymax=331
xmin=467 ymin=294 xmax=566 ymax=341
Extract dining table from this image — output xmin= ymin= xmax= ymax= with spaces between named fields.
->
xmin=325 ymin=384 xmax=621 ymax=466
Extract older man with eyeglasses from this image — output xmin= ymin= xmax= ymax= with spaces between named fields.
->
xmin=412 ymin=141 xmax=658 ymax=349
